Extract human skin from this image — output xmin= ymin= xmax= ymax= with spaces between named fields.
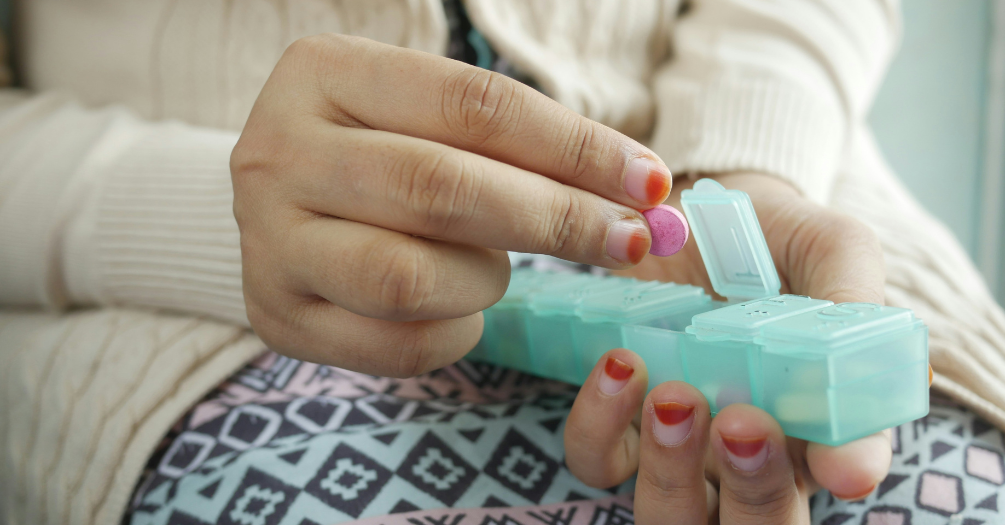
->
xmin=232 ymin=34 xmax=669 ymax=378
xmin=232 ymin=35 xmax=891 ymax=523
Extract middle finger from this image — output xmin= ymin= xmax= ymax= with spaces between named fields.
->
xmin=634 ymin=381 xmax=711 ymax=525
xmin=295 ymin=125 xmax=652 ymax=268
xmin=712 ymin=404 xmax=807 ymax=525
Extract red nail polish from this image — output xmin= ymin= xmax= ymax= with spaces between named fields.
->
xmin=625 ymin=230 xmax=650 ymax=264
xmin=721 ymin=434 xmax=769 ymax=472
xmin=645 ymin=169 xmax=671 ymax=204
xmin=721 ymin=435 xmax=767 ymax=458
xmin=652 ymin=401 xmax=694 ymax=446
xmin=599 ymin=356 xmax=634 ymax=395
xmin=604 ymin=357 xmax=634 ymax=381
xmin=653 ymin=402 xmax=694 ymax=425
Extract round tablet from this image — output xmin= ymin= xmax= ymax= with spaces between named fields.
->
xmin=642 ymin=205 xmax=689 ymax=257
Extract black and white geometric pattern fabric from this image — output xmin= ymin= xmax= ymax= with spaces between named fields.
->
xmin=812 ymin=396 xmax=1005 ymax=525
xmin=127 ymin=364 xmax=633 ymax=524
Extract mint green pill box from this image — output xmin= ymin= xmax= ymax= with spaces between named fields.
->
xmin=470 ymin=179 xmax=929 ymax=446
xmin=525 ymin=275 xmax=638 ymax=383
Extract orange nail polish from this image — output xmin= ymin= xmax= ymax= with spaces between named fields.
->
xmin=626 ymin=230 xmax=650 ymax=264
xmin=653 ymin=402 xmax=694 ymax=425
xmin=604 ymin=357 xmax=634 ymax=381
xmin=624 ymin=157 xmax=671 ymax=205
xmin=929 ymin=364 xmax=934 ymax=387
xmin=606 ymin=220 xmax=650 ymax=264
xmin=645 ymin=169 xmax=671 ymax=204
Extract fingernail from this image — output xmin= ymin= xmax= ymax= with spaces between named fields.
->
xmin=652 ymin=401 xmax=694 ymax=446
xmin=721 ymin=434 xmax=769 ymax=472
xmin=606 ymin=219 xmax=650 ymax=264
xmin=929 ymin=364 xmax=933 ymax=387
xmin=833 ymin=484 xmax=877 ymax=502
xmin=624 ymin=157 xmax=672 ymax=205
xmin=598 ymin=357 xmax=634 ymax=395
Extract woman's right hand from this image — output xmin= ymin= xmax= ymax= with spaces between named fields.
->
xmin=230 ymin=34 xmax=672 ymax=377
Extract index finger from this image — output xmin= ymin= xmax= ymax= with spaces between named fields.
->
xmin=296 ymin=34 xmax=672 ymax=209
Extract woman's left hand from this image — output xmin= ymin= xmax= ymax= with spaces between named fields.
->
xmin=562 ymin=172 xmax=893 ymax=523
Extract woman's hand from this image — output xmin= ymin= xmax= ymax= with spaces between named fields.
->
xmin=231 ymin=34 xmax=673 ymax=377
xmin=564 ymin=173 xmax=892 ymax=523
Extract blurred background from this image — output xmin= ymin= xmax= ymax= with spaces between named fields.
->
xmin=1 ymin=2 xmax=999 ymax=300
xmin=869 ymin=0 xmax=1005 ymax=302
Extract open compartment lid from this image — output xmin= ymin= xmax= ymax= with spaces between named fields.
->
xmin=680 ymin=179 xmax=781 ymax=301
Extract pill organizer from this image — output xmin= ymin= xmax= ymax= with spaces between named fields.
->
xmin=469 ymin=179 xmax=929 ymax=446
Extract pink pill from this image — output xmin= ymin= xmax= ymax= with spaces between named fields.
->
xmin=642 ymin=205 xmax=689 ymax=257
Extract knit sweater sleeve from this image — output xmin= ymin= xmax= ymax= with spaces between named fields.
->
xmin=650 ymin=0 xmax=901 ymax=203
xmin=0 ymin=91 xmax=248 ymax=325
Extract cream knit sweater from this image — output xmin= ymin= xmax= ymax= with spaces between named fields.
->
xmin=3 ymin=1 xmax=1002 ymax=524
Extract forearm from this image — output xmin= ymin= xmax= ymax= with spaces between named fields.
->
xmin=0 ymin=91 xmax=248 ymax=325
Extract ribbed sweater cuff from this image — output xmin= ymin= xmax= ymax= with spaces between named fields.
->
xmin=0 ymin=95 xmax=109 ymax=306
xmin=65 ymin=122 xmax=248 ymax=326
xmin=650 ymin=73 xmax=846 ymax=204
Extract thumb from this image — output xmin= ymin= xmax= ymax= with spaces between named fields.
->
xmin=772 ymin=202 xmax=886 ymax=306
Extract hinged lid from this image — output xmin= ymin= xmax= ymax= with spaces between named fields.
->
xmin=680 ymin=179 xmax=781 ymax=301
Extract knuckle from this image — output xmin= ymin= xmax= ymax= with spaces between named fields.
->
xmin=442 ymin=67 xmax=522 ymax=147
xmin=821 ymin=211 xmax=883 ymax=256
xmin=240 ymin=239 xmax=305 ymax=354
xmin=637 ymin=468 xmax=700 ymax=506
xmin=723 ymin=484 xmax=799 ymax=522
xmin=374 ymin=239 xmax=438 ymax=320
xmin=392 ymin=324 xmax=436 ymax=378
xmin=244 ymin=298 xmax=276 ymax=344
xmin=845 ymin=217 xmax=881 ymax=248
xmin=280 ymin=34 xmax=343 ymax=85
xmin=562 ymin=117 xmax=606 ymax=183
xmin=229 ymin=135 xmax=269 ymax=186
xmin=283 ymin=33 xmax=353 ymax=65
xmin=564 ymin=416 xmax=613 ymax=460
xmin=534 ymin=192 xmax=583 ymax=255
xmin=285 ymin=34 xmax=333 ymax=61
xmin=280 ymin=33 xmax=371 ymax=126
xmin=563 ymin=435 xmax=627 ymax=489
xmin=229 ymin=145 xmax=279 ymax=225
xmin=397 ymin=150 xmax=484 ymax=234
xmin=245 ymin=293 xmax=304 ymax=359
xmin=829 ymin=212 xmax=868 ymax=236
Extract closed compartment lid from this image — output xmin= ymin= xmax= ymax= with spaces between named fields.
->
xmin=577 ymin=282 xmax=710 ymax=322
xmin=528 ymin=275 xmax=637 ymax=315
xmin=757 ymin=303 xmax=922 ymax=347
xmin=687 ymin=295 xmax=832 ymax=341
xmin=499 ymin=270 xmax=592 ymax=306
